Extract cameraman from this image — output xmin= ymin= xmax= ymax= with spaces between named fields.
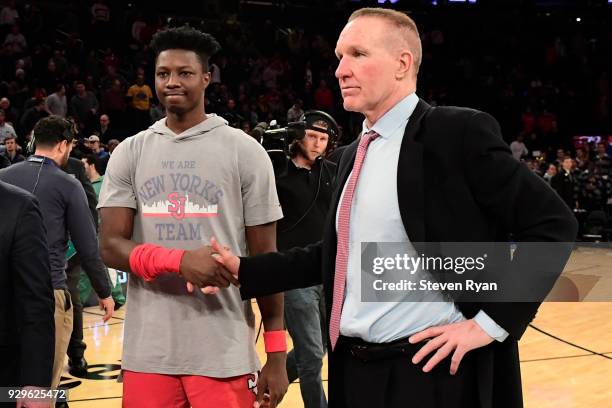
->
xmin=275 ymin=113 xmax=337 ymax=408
xmin=0 ymin=116 xmax=114 ymax=395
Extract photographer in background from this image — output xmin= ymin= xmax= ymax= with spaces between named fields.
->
xmin=274 ymin=111 xmax=338 ymax=408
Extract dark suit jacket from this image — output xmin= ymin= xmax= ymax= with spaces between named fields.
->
xmin=0 ymin=181 xmax=55 ymax=387
xmin=239 ymin=100 xmax=578 ymax=408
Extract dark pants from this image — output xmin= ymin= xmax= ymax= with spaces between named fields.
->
xmin=65 ymin=261 xmax=86 ymax=361
xmin=328 ymin=336 xmax=478 ymax=408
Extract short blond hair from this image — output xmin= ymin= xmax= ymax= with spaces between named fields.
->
xmin=348 ymin=8 xmax=422 ymax=76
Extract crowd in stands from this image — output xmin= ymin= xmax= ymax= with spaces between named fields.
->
xmin=1 ymin=0 xmax=611 ymax=237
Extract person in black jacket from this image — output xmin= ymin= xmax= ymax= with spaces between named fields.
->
xmin=0 ymin=181 xmax=55 ymax=408
xmin=63 ymin=155 xmax=99 ymax=376
xmin=0 ymin=116 xmax=114 ymax=395
xmin=551 ymin=157 xmax=578 ymax=210
xmin=276 ymin=115 xmax=336 ymax=408
xmin=207 ymin=8 xmax=578 ymax=408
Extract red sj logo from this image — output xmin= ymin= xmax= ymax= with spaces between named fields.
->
xmin=167 ymin=192 xmax=187 ymax=220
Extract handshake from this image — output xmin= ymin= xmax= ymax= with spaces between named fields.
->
xmin=180 ymin=237 xmax=241 ymax=295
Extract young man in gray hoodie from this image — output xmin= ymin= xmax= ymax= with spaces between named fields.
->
xmin=98 ymin=27 xmax=288 ymax=408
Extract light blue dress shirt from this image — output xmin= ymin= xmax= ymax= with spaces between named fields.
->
xmin=336 ymin=93 xmax=508 ymax=343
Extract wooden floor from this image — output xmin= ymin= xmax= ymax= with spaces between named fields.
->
xmin=62 ymin=246 xmax=612 ymax=407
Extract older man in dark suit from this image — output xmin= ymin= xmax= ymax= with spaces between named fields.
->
xmin=0 ymin=181 xmax=55 ymax=408
xmin=207 ymin=8 xmax=577 ymax=408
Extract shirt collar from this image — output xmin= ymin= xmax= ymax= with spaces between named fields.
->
xmin=362 ymin=93 xmax=419 ymax=139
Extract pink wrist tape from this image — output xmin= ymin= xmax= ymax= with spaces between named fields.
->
xmin=263 ymin=330 xmax=287 ymax=353
xmin=128 ymin=243 xmax=185 ymax=281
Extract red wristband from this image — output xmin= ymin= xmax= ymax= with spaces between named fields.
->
xmin=263 ymin=330 xmax=287 ymax=353
xmin=128 ymin=243 xmax=185 ymax=281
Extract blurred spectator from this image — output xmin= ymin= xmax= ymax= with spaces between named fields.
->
xmin=543 ymin=163 xmax=558 ymax=184
xmin=575 ymin=147 xmax=590 ymax=170
xmin=0 ymin=98 xmax=18 ymax=125
xmin=46 ymin=84 xmax=67 ymax=118
xmin=287 ymin=99 xmax=304 ymax=123
xmin=126 ymin=74 xmax=153 ymax=132
xmin=40 ymin=58 xmax=64 ymax=95
xmin=552 ymin=157 xmax=579 ymax=210
xmin=221 ymin=98 xmax=243 ymax=128
xmin=150 ymin=102 xmax=165 ymax=123
xmin=0 ymin=153 xmax=9 ymax=169
xmin=70 ymin=82 xmax=99 ymax=134
xmin=107 ymin=138 xmax=120 ymax=155
xmin=87 ymin=135 xmax=109 ymax=160
xmin=101 ymin=65 xmax=128 ymax=92
xmin=0 ymin=0 xmax=18 ymax=28
xmin=555 ymin=148 xmax=567 ymax=166
xmin=96 ymin=114 xmax=119 ymax=144
xmin=0 ymin=108 xmax=17 ymax=143
xmin=2 ymin=134 xmax=24 ymax=164
xmin=537 ymin=108 xmax=558 ymax=135
xmin=210 ymin=61 xmax=221 ymax=84
xmin=101 ymin=79 xmax=127 ymax=129
xmin=19 ymin=98 xmax=48 ymax=137
xmin=3 ymin=24 xmax=26 ymax=55
xmin=81 ymin=154 xmax=104 ymax=193
xmin=595 ymin=142 xmax=611 ymax=166
xmin=520 ymin=107 xmax=535 ymax=134
xmin=510 ymin=134 xmax=529 ymax=161
xmin=314 ymin=79 xmax=333 ymax=112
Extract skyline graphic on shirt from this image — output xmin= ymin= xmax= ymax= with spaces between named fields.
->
xmin=142 ymin=192 xmax=218 ymax=220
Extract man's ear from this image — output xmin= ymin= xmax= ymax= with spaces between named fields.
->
xmin=203 ymin=71 xmax=211 ymax=89
xmin=395 ymin=50 xmax=414 ymax=81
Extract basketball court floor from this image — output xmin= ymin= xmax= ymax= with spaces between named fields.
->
xmin=61 ymin=246 xmax=612 ymax=407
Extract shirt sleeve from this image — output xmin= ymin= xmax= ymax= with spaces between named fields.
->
xmin=473 ymin=309 xmax=509 ymax=342
xmin=237 ymin=134 xmax=283 ymax=226
xmin=98 ymin=139 xmax=138 ymax=210
xmin=66 ymin=181 xmax=112 ymax=299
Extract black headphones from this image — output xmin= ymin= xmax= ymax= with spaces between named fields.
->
xmin=301 ymin=110 xmax=340 ymax=145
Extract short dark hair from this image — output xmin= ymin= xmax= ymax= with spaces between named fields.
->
xmin=150 ymin=26 xmax=221 ymax=71
xmin=32 ymin=116 xmax=74 ymax=148
xmin=83 ymin=154 xmax=103 ymax=174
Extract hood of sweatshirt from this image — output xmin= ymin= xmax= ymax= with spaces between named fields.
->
xmin=149 ymin=114 xmax=228 ymax=142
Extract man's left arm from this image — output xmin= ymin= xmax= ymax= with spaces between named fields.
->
xmin=247 ymin=222 xmax=288 ymax=408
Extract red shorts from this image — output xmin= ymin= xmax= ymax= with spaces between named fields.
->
xmin=122 ymin=370 xmax=258 ymax=408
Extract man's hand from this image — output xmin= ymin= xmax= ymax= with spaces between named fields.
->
xmin=98 ymin=297 xmax=115 ymax=322
xmin=210 ymin=237 xmax=240 ymax=276
xmin=186 ymin=238 xmax=241 ymax=295
xmin=255 ymin=353 xmax=288 ymax=408
xmin=16 ymin=386 xmax=51 ymax=408
xmin=409 ymin=319 xmax=494 ymax=375
xmin=180 ymin=245 xmax=239 ymax=289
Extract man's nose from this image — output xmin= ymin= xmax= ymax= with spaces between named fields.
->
xmin=335 ymin=58 xmax=349 ymax=80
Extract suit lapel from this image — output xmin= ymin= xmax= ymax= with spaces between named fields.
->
xmin=397 ymin=99 xmax=431 ymax=244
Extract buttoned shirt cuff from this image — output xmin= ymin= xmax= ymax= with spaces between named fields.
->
xmin=473 ymin=310 xmax=509 ymax=342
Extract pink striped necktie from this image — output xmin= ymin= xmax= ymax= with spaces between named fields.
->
xmin=330 ymin=130 xmax=380 ymax=350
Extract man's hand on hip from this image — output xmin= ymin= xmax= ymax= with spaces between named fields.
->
xmin=409 ymin=319 xmax=494 ymax=375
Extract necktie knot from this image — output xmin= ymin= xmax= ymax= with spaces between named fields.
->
xmin=361 ymin=130 xmax=380 ymax=147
